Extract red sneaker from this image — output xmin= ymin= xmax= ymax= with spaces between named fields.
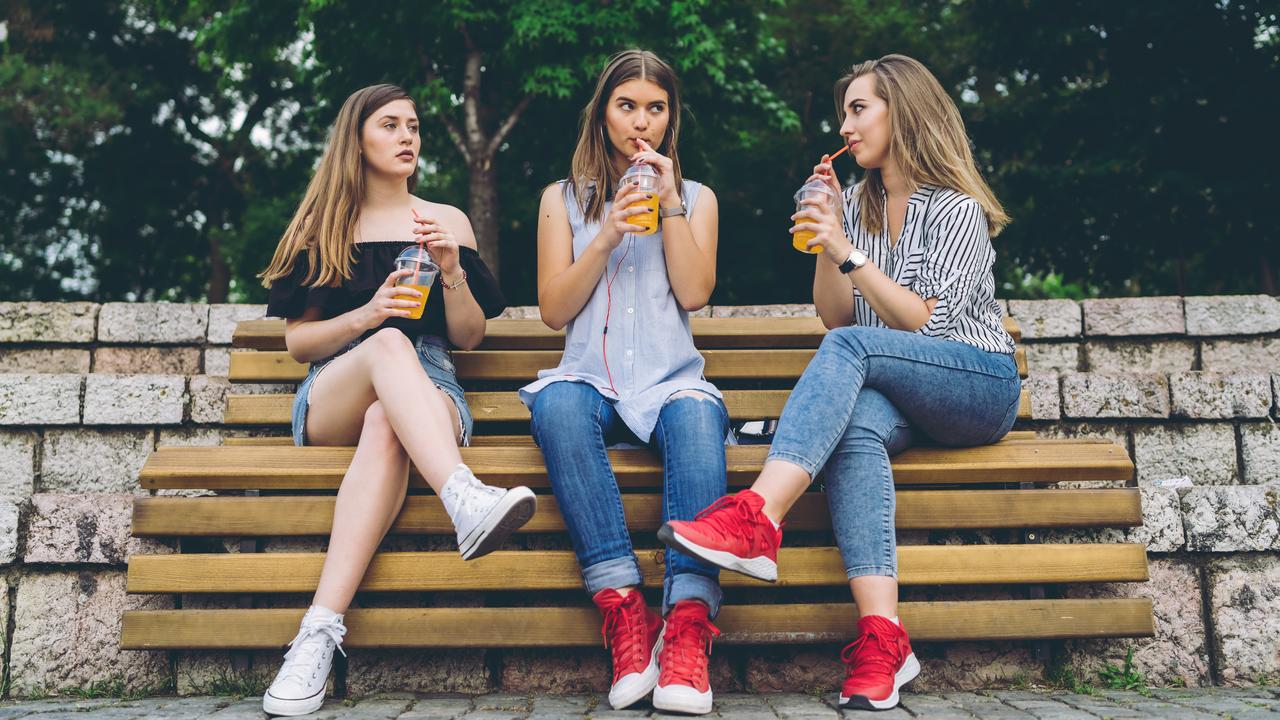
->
xmin=593 ymin=588 xmax=664 ymax=709
xmin=657 ymin=490 xmax=782 ymax=582
xmin=652 ymin=600 xmax=720 ymax=715
xmin=839 ymin=615 xmax=920 ymax=710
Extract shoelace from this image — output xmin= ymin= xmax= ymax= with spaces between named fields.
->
xmin=597 ymin=594 xmax=648 ymax=681
xmin=444 ymin=475 xmax=503 ymax=521
xmin=840 ymin=628 xmax=899 ymax=685
xmin=692 ymin=494 xmax=772 ymax=545
xmin=661 ymin=611 xmax=720 ymax=687
xmin=278 ymin=616 xmax=348 ymax=686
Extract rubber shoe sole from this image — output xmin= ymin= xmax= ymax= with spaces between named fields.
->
xmin=262 ymin=686 xmax=326 ymax=717
xmin=652 ymin=681 xmax=714 ymax=715
xmin=458 ymin=486 xmax=537 ymax=560
xmin=839 ymin=652 xmax=920 ymax=710
xmin=658 ymin=524 xmax=778 ymax=583
xmin=608 ymin=628 xmax=664 ymax=709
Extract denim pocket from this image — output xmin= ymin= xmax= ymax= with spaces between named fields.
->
xmin=421 ymin=344 xmax=456 ymax=375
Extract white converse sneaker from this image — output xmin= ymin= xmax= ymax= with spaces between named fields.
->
xmin=262 ymin=606 xmax=347 ymax=717
xmin=439 ymin=463 xmax=537 ymax=560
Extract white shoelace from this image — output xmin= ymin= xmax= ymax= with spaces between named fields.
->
xmin=278 ymin=616 xmax=347 ymax=686
xmin=443 ymin=472 xmax=504 ymax=523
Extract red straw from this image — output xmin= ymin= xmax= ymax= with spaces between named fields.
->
xmin=825 ymin=145 xmax=848 ymax=162
xmin=410 ymin=209 xmax=424 ymax=286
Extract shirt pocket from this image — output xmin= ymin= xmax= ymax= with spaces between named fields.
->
xmin=895 ymin=249 xmax=927 ymax=287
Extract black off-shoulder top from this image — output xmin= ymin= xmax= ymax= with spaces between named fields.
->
xmin=266 ymin=242 xmax=506 ymax=345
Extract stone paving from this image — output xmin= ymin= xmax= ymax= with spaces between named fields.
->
xmin=0 ymin=688 xmax=1279 ymax=719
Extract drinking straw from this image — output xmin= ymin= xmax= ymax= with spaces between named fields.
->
xmin=410 ymin=208 xmax=424 ymax=286
xmin=824 ymin=145 xmax=848 ymax=162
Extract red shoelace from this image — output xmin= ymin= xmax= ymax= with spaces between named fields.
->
xmin=691 ymin=493 xmax=774 ymax=542
xmin=660 ymin=606 xmax=721 ymax=689
xmin=597 ymin=592 xmax=650 ymax=681
xmin=840 ymin=626 xmax=902 ymax=687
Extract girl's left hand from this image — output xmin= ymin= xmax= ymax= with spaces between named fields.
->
xmin=630 ymin=138 xmax=681 ymax=209
xmin=791 ymin=196 xmax=853 ymax=266
xmin=412 ymin=214 xmax=461 ymax=276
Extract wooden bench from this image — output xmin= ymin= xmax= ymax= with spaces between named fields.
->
xmin=121 ymin=315 xmax=1152 ymax=676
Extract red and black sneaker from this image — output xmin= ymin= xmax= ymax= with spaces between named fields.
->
xmin=657 ymin=489 xmax=782 ymax=582
xmin=839 ymin=615 xmax=920 ymax=710
xmin=652 ymin=600 xmax=721 ymax=715
xmin=593 ymin=588 xmax=664 ymax=710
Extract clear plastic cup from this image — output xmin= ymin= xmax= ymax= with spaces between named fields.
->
xmin=792 ymin=179 xmax=839 ymax=254
xmin=394 ymin=246 xmax=438 ymax=320
xmin=618 ymin=163 xmax=661 ymax=235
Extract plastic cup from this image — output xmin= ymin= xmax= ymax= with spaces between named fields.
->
xmin=792 ymin=179 xmax=839 ymax=254
xmin=394 ymin=246 xmax=438 ymax=320
xmin=618 ymin=164 xmax=661 ymax=235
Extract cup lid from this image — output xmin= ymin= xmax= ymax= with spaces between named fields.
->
xmin=396 ymin=245 xmax=436 ymax=266
xmin=795 ymin=178 xmax=838 ymax=202
xmin=621 ymin=163 xmax=659 ymax=179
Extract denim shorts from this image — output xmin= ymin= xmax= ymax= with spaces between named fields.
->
xmin=291 ymin=333 xmax=473 ymax=447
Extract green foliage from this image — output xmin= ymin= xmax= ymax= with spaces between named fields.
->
xmin=1098 ymin=647 xmax=1148 ymax=693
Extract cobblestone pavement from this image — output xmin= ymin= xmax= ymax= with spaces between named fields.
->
xmin=0 ymin=688 xmax=1278 ymax=719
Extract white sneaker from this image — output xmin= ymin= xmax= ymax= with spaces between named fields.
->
xmin=262 ymin=606 xmax=347 ymax=717
xmin=440 ymin=463 xmax=537 ymax=560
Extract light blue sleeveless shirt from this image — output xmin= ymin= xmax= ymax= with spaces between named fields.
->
xmin=519 ymin=178 xmax=723 ymax=442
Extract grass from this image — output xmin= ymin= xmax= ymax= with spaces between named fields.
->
xmin=1097 ymin=648 xmax=1148 ymax=694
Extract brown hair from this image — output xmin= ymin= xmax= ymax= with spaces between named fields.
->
xmin=260 ymin=84 xmax=418 ymax=288
xmin=835 ymin=54 xmax=1008 ymax=237
xmin=567 ymin=49 xmax=683 ymax=223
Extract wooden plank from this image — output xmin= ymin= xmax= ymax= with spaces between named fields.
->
xmin=125 ymin=544 xmax=1148 ymax=593
xmin=139 ymin=440 xmax=1133 ymax=490
xmin=224 ymin=387 xmax=1034 ymax=425
xmin=131 ymin=488 xmax=1142 ymax=537
xmin=234 ymin=316 xmax=1023 ymax=350
xmin=223 ymin=429 xmax=1044 ymax=448
xmin=119 ymin=598 xmax=1152 ymax=649
xmin=231 ymin=346 xmax=1029 ymax=383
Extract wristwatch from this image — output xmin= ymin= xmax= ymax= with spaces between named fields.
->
xmin=659 ymin=204 xmax=687 ymax=218
xmin=839 ymin=248 xmax=869 ymax=274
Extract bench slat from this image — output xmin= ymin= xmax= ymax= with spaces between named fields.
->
xmin=126 ymin=544 xmax=1148 ymax=593
xmin=223 ymin=388 xmax=1034 ymax=425
xmin=131 ymin=488 xmax=1142 ymax=537
xmin=233 ymin=316 xmax=1024 ymax=350
xmin=139 ymin=440 xmax=1132 ymax=490
xmin=229 ymin=347 xmax=1028 ymax=382
xmin=220 ymin=429 xmax=1049 ymax=447
xmin=120 ymin=598 xmax=1152 ymax=649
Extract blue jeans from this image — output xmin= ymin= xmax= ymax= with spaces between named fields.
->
xmin=767 ymin=326 xmax=1021 ymax=580
xmin=530 ymin=381 xmax=728 ymax=617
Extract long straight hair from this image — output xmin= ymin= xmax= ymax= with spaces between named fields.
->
xmin=260 ymin=84 xmax=418 ymax=288
xmin=567 ymin=49 xmax=683 ymax=223
xmin=835 ymin=54 xmax=1008 ymax=237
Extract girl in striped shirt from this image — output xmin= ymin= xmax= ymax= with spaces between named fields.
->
xmin=659 ymin=54 xmax=1021 ymax=711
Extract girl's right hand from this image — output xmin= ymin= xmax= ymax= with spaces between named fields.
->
xmin=807 ymin=154 xmax=843 ymax=197
xmin=597 ymin=181 xmax=653 ymax=249
xmin=362 ymin=269 xmax=422 ymax=328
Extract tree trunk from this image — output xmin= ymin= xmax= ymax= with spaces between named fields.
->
xmin=207 ymin=230 xmax=229 ymax=302
xmin=468 ymin=156 xmax=501 ymax=275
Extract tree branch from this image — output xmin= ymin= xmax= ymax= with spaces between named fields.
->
xmin=485 ymin=94 xmax=533 ymax=159
xmin=417 ymin=42 xmax=470 ymax=161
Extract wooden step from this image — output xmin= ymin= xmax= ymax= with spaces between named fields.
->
xmin=233 ymin=316 xmax=1024 ymax=350
xmin=218 ymin=429 xmax=1055 ymax=447
xmin=229 ymin=347 xmax=1028 ymax=382
xmin=139 ymin=440 xmax=1133 ymax=491
xmin=126 ymin=544 xmax=1149 ymax=593
xmin=223 ymin=388 xmax=1035 ymax=425
xmin=120 ymin=598 xmax=1153 ymax=649
xmin=131 ymin=488 xmax=1142 ymax=537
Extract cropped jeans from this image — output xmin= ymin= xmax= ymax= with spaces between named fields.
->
xmin=766 ymin=326 xmax=1021 ymax=580
xmin=530 ymin=380 xmax=729 ymax=617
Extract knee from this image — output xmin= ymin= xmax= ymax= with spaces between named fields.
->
xmin=362 ymin=402 xmax=406 ymax=457
xmin=368 ymin=327 xmax=416 ymax=358
xmin=531 ymin=384 xmax=599 ymax=441
xmin=660 ymin=391 xmax=727 ymax=430
xmin=823 ymin=325 xmax=871 ymax=356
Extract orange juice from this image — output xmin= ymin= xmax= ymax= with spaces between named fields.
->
xmin=627 ymin=194 xmax=660 ymax=235
xmin=792 ymin=227 xmax=822 ymax=254
xmin=399 ymin=283 xmax=432 ymax=320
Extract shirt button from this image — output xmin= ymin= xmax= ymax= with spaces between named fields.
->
xmin=627 ymin=307 xmax=634 ymax=314
xmin=628 ymin=266 xmax=635 ymax=272
xmin=626 ymin=350 xmax=633 ymax=357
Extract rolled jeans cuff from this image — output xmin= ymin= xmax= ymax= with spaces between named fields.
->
xmin=663 ymin=572 xmax=723 ymax=619
xmin=846 ymin=564 xmax=897 ymax=581
xmin=581 ymin=555 xmax=644 ymax=597
xmin=764 ymin=449 xmax=820 ymax=480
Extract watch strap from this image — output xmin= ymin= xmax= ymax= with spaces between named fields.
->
xmin=659 ymin=204 xmax=686 ymax=218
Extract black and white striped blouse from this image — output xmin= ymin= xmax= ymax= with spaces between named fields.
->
xmin=841 ymin=183 xmax=1015 ymax=355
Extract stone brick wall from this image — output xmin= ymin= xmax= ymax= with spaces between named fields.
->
xmin=0 ymin=298 xmax=1276 ymax=696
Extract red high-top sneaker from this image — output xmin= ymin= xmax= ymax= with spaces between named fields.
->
xmin=593 ymin=588 xmax=664 ymax=709
xmin=839 ymin=615 xmax=920 ymax=710
xmin=652 ymin=600 xmax=720 ymax=715
xmin=657 ymin=489 xmax=782 ymax=582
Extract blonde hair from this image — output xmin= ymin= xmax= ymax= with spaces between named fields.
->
xmin=567 ymin=49 xmax=683 ymax=223
xmin=260 ymin=84 xmax=418 ymax=288
xmin=835 ymin=54 xmax=1008 ymax=237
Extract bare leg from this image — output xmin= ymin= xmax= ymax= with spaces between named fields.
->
xmin=750 ymin=460 xmax=811 ymax=524
xmin=849 ymin=576 xmax=898 ymax=620
xmin=305 ymin=328 xmax=463 ymax=492
xmin=312 ymin=401 xmax=409 ymax=613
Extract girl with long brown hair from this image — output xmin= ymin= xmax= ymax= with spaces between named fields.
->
xmin=661 ymin=54 xmax=1020 ymax=711
xmin=258 ymin=84 xmax=535 ymax=716
xmin=518 ymin=50 xmax=725 ymax=715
